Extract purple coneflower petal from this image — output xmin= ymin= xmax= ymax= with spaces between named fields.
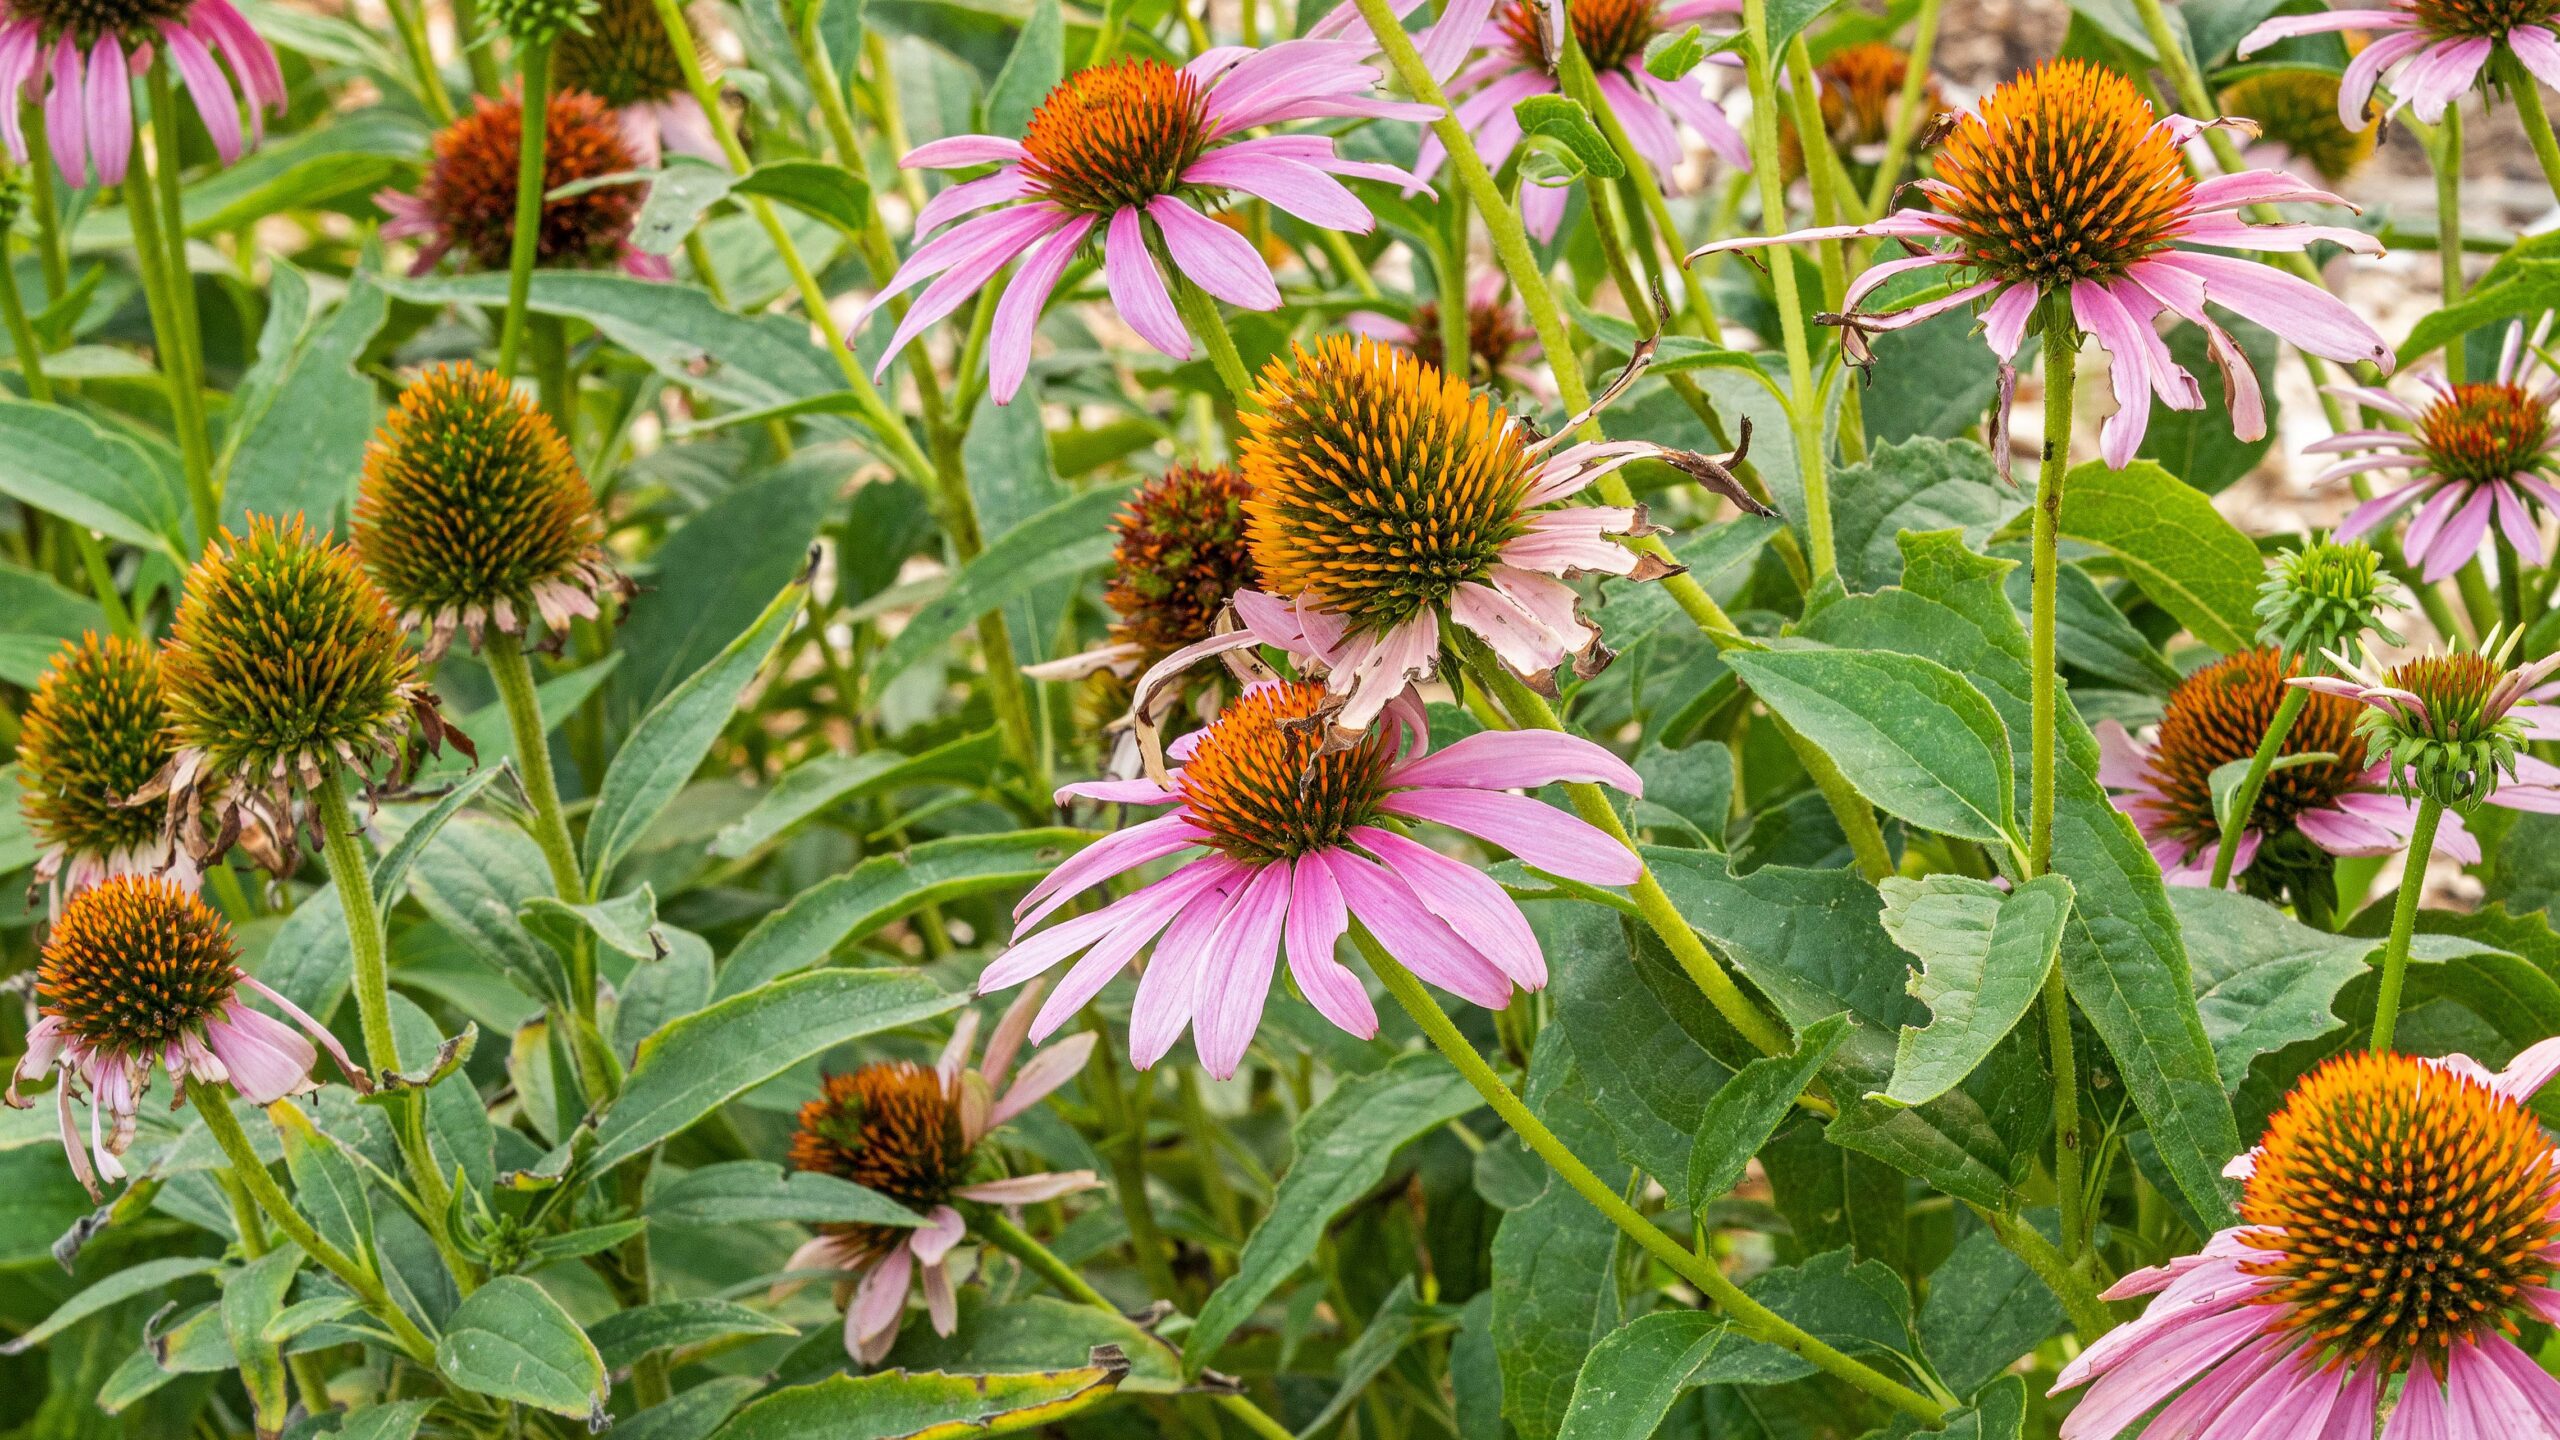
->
xmin=2333 ymin=479 xmax=2432 ymax=543
xmin=847 ymin=1246 xmax=912 ymax=1355
xmin=46 ymin=40 xmax=85 ymax=188
xmin=1598 ymin=71 xmax=1683 ymax=175
xmin=2399 ymin=36 xmax=2494 ymax=124
xmin=1417 ymin=0 xmax=1496 ymax=82
xmin=1183 ymin=150 xmax=1373 ymax=232
xmin=904 ymin=134 xmax=1028 ymax=169
xmin=2237 ymin=7 xmax=2410 ymax=55
xmin=1390 ymin=728 xmax=1643 ymax=793
xmin=2512 ymin=25 xmax=2560 ymax=90
xmin=2159 ymin=251 xmax=2395 ymax=369
xmin=2058 ymin=1301 xmax=2269 ymax=1438
xmin=1013 ymin=811 xmax=1204 ymax=933
xmin=989 ymin=213 xmax=1095 ymax=404
xmin=1127 ymin=866 xmax=1251 ymax=1067
xmin=1286 ymin=855 xmax=1377 ymax=1039
xmin=2071 ymin=280 xmax=2159 ymax=468
xmin=1031 ymin=858 xmax=1239 ymax=1040
xmin=159 ymin=22 xmax=242 ymax=165
xmin=1640 ymin=70 xmax=1753 ymax=171
xmin=914 ymin=167 xmax=1035 ymax=241
xmin=1327 ymin=850 xmax=1513 ymax=1008
xmin=195 ymin=0 xmax=284 ymax=114
xmin=1147 ymin=196 xmax=1281 ymax=309
xmin=1382 ymin=788 xmax=1641 ymax=887
xmin=1354 ymin=826 xmax=1545 ymax=989
xmin=990 ymin=1030 xmax=1096 ymax=1127
xmin=955 ymin=1170 xmax=1100 ymax=1205
xmin=1103 ymin=207 xmax=1193 ymax=358
xmin=1194 ymin=863 xmax=1291 ymax=1078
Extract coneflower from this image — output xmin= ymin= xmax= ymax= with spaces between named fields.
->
xmin=1346 ymin=272 xmax=1544 ymax=395
xmin=552 ymin=0 xmax=721 ymax=165
xmin=2240 ymin=0 xmax=2560 ymax=127
xmin=2216 ymin=69 xmax=2375 ymax=185
xmin=1780 ymin=42 xmax=1947 ymax=183
xmin=0 ymin=0 xmax=284 ymax=185
xmin=6 ymin=876 xmax=360 ymax=1198
xmin=15 ymin=633 xmax=187 ymax=911
xmin=356 ymin=361 xmax=625 ymax=660
xmin=375 ymin=88 xmax=671 ymax=279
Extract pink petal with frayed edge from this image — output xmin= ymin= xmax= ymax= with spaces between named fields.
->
xmin=2151 ymin=251 xmax=2393 ymax=370
xmin=158 ymin=22 xmax=240 ymax=164
xmin=1013 ymin=811 xmax=1208 ymax=932
xmin=1193 ymin=862 xmax=1292 ymax=1079
xmin=2071 ymin=279 xmax=2158 ymax=469
xmin=1353 ymin=826 xmax=1546 ymax=990
xmin=2341 ymin=29 xmax=2430 ymax=129
xmin=1128 ymin=865 xmax=1254 ymax=1068
xmin=1382 ymin=787 xmax=1641 ymax=887
xmin=1031 ymin=857 xmax=1242 ymax=1041
xmin=201 ymin=1003 xmax=315 ymax=1103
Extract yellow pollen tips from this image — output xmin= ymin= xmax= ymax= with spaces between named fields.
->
xmin=40 ymin=875 xmax=240 ymax=1056
xmin=2418 ymin=381 xmax=2551 ymax=485
xmin=2145 ymin=648 xmax=2366 ymax=844
xmin=1241 ymin=335 xmax=1537 ymax=632
xmin=16 ymin=633 xmax=170 ymax=864
xmin=1018 ymin=59 xmax=1215 ymax=216
xmin=2242 ymin=1050 xmax=2560 ymax=1371
xmin=1178 ymin=680 xmax=1396 ymax=863
xmin=792 ymin=1062 xmax=968 ymax=1252
xmin=1931 ymin=58 xmax=2193 ymax=288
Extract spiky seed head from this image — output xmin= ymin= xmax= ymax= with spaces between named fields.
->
xmin=2409 ymin=0 xmax=2560 ymax=41
xmin=2359 ymin=647 xmax=2535 ymax=807
xmin=1177 ymin=680 xmax=1396 ymax=862
xmin=357 ymin=362 xmax=622 ymax=657
xmin=2256 ymin=538 xmax=2400 ymax=662
xmin=416 ymin=90 xmax=646 ymax=271
xmin=1931 ymin=59 xmax=2193 ymax=289
xmin=2242 ymin=1050 xmax=2560 ymax=1373
xmin=1103 ymin=465 xmax=1259 ymax=662
xmin=38 ymin=876 xmax=240 ymax=1059
xmin=1242 ymin=336 xmax=1536 ymax=632
xmin=1018 ymin=60 xmax=1215 ymax=216
xmin=1498 ymin=0 xmax=1660 ymax=71
xmin=2416 ymin=381 xmax=2552 ymax=484
xmin=161 ymin=514 xmax=429 ymax=796
xmin=554 ymin=0 xmax=694 ymax=106
xmin=17 ymin=634 xmax=171 ymax=873
xmin=791 ymin=1062 xmax=970 ymax=1255
xmin=2143 ymin=648 xmax=2368 ymax=852
xmin=2218 ymin=70 xmax=2376 ymax=182
xmin=486 ymin=0 xmax=596 ymax=46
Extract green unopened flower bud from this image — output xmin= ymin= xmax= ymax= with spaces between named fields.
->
xmin=2306 ymin=629 xmax=2559 ymax=809
xmin=488 ymin=0 xmax=597 ymax=47
xmin=2254 ymin=537 xmax=2401 ymax=664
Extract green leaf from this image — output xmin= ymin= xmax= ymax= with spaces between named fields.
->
xmin=1725 ymin=646 xmax=2017 ymax=850
xmin=1767 ymin=0 xmax=1851 ymax=53
xmin=588 ymin=572 xmax=809 ymax=884
xmin=734 ymin=159 xmax=877 ymax=235
xmin=2139 ymin=319 xmax=2279 ymax=495
xmin=334 ymin=1399 xmax=439 ymax=1440
xmin=1494 ymin=1034 xmax=1628 ymax=1440
xmin=617 ymin=928 xmax=716 ymax=1061
xmin=588 ymin=1300 xmax=798 ymax=1371
xmin=86 ymin=110 xmax=426 ymax=243
xmin=1542 ymin=896 xmax=1737 ymax=1184
xmin=1802 ymin=530 xmax=2241 ymax=1226
xmin=871 ymin=484 xmax=1127 ymax=687
xmin=646 ymin=1160 xmax=929 ymax=1230
xmin=628 ymin=159 xmax=740 ymax=254
xmin=221 ymin=1247 xmax=299 ymax=1436
xmin=618 ymin=467 xmax=836 ymax=727
xmin=409 ymin=814 xmax=571 ymax=1006
xmin=889 ymin=1295 xmax=1184 ymax=1394
xmin=717 ymin=830 xmax=1094 ymax=998
xmin=591 ymin=968 xmax=965 ymax=1173
xmin=1642 ymin=23 xmax=1706 ymax=78
xmin=435 ymin=1276 xmax=608 ymax=1422
xmin=523 ymin=886 xmax=665 ymax=963
xmin=0 ymin=396 xmax=187 ymax=557
xmin=1828 ymin=438 xmax=2023 ymax=595
xmin=712 ymin=731 xmax=1005 ymax=859
xmin=1186 ymin=1052 xmax=1480 ymax=1372
xmin=1875 ymin=874 xmax=2074 ymax=1108
xmin=1557 ymin=1312 xmax=1739 ymax=1440
xmin=711 ymin=1359 xmax=1128 ymax=1440
xmin=2046 ymin=459 xmax=2263 ymax=652
xmin=983 ymin=0 xmax=1062 ymax=137
xmin=1 ymin=1256 xmax=223 ymax=1354
xmin=375 ymin=766 xmax=507 ymax=906
xmin=2398 ymin=258 xmax=2560 ymax=365
xmin=1995 ymin=548 xmax=2182 ymax=697
xmin=1686 ymin=1014 xmax=1848 ymax=1210
xmin=0 ymin=562 xmax=104 ymax=687
xmin=1513 ymin=94 xmax=1626 ymax=179
xmin=1917 ymin=1218 xmax=2068 ymax=1396
xmin=619 ymin=1379 xmax=763 ymax=1440
xmin=1590 ymin=513 xmax=1781 ymax=652
xmin=270 ymin=1098 xmax=375 ymax=1264
xmin=219 ymin=268 xmax=387 ymax=534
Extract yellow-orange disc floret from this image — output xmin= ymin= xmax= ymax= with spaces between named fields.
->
xmin=2417 ymin=381 xmax=2551 ymax=485
xmin=1242 ymin=336 xmax=1537 ymax=631
xmin=1176 ymin=680 xmax=1396 ymax=863
xmin=2241 ymin=1050 xmax=2560 ymax=1371
xmin=1931 ymin=59 xmax=2194 ymax=288
xmin=2144 ymin=648 xmax=2367 ymax=846
xmin=1019 ymin=59 xmax=1216 ymax=216
xmin=16 ymin=635 xmax=171 ymax=865
xmin=38 ymin=876 xmax=238 ymax=1058
xmin=2409 ymin=0 xmax=2560 ymax=39
xmin=791 ymin=1062 xmax=969 ymax=1256
xmin=416 ymin=89 xmax=646 ymax=271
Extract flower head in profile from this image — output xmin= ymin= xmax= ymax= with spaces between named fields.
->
xmin=2314 ymin=316 xmax=2560 ymax=582
xmin=152 ymin=515 xmax=467 ymax=876
xmin=2253 ymin=535 xmax=2401 ymax=664
xmin=1226 ymin=335 xmax=1761 ymax=739
xmin=782 ymin=994 xmax=1098 ymax=1364
xmin=2216 ymin=68 xmax=2376 ymax=185
xmin=856 ymin=44 xmax=1435 ymax=403
xmin=2097 ymin=648 xmax=2477 ymax=894
xmin=2054 ymin=1043 xmax=2560 ymax=1439
xmin=377 ymin=89 xmax=671 ymax=280
xmin=1413 ymin=0 xmax=1750 ymax=240
xmin=2293 ymin=627 xmax=2560 ymax=809
xmin=0 ymin=0 xmax=284 ymax=186
xmin=2239 ymin=0 xmax=2560 ymax=127
xmin=553 ymin=0 xmax=722 ymax=165
xmin=1781 ymin=42 xmax=1947 ymax=183
xmin=357 ymin=362 xmax=626 ymax=659
xmin=1346 ymin=271 xmax=1545 ymax=395
xmin=16 ymin=633 xmax=189 ymax=912
xmin=7 ymin=876 xmax=361 ymax=1198
xmin=1691 ymin=59 xmax=2392 ymax=467
xmin=981 ymin=678 xmax=1643 ymax=1077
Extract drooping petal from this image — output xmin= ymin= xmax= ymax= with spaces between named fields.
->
xmin=200 ymin=1002 xmax=317 ymax=1104
xmin=1105 ymin=206 xmax=1193 ymax=358
xmin=1380 ymin=787 xmax=1642 ymax=887
xmin=1352 ymin=826 xmax=1546 ymax=990
xmin=1127 ymin=864 xmax=1254 ymax=1068
xmin=1147 ymin=196 xmax=1283 ymax=309
xmin=1192 ymin=861 xmax=1292 ymax=1079
xmin=1182 ymin=150 xmax=1374 ymax=232
xmin=1389 ymin=728 xmax=1643 ymax=793
xmin=1285 ymin=854 xmax=1377 ymax=1039
xmin=987 ymin=213 xmax=1095 ymax=404
xmin=1013 ymin=811 xmax=1209 ymax=934
xmin=84 ymin=35 xmax=130 ymax=190
xmin=1327 ymin=850 xmax=1513 ymax=1009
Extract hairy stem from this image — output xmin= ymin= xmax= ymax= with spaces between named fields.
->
xmin=1861 ymin=0 xmax=1943 ymax=218
xmin=120 ymin=118 xmax=216 ymax=542
xmin=1170 ymin=272 xmax=1259 ymax=411
xmin=495 ymin=39 xmax=551 ymax=380
xmin=2031 ymin=320 xmax=2085 ymax=1259
xmin=2369 ymin=797 xmax=2446 ymax=1052
xmin=2207 ymin=684 xmax=2312 ymax=890
xmin=2438 ymin=105 xmax=2465 ymax=385
xmin=2503 ymin=52 xmax=2560 ymax=207
xmin=1739 ymin=0 xmax=1836 ymax=581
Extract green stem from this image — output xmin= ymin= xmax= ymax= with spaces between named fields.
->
xmin=73 ymin=530 xmax=134 ymax=637
xmin=1861 ymin=0 xmax=1943 ymax=219
xmin=2368 ymin=797 xmax=2445 ymax=1052
xmin=2207 ymin=685 xmax=2311 ymax=890
xmin=1438 ymin=187 xmax=1470 ymax=378
xmin=2030 ymin=319 xmax=2086 ymax=1260
xmin=2504 ymin=51 xmax=2560 ymax=206
xmin=1082 ymin=1014 xmax=1182 ymax=1298
xmin=453 ymin=0 xmax=503 ymax=95
xmin=120 ymin=120 xmax=216 ymax=543
xmin=2496 ymin=534 xmax=2527 ymax=638
xmin=382 ymin=0 xmax=455 ymax=124
xmin=1558 ymin=37 xmax=1720 ymax=335
xmin=1169 ymin=272 xmax=1257 ymax=411
xmin=486 ymin=632 xmax=585 ymax=904
xmin=1981 ymin=1207 xmax=2115 ymax=1338
xmin=215 ymin=1166 xmax=336 ymax=1414
xmin=2438 ymin=105 xmax=2465 ymax=384
xmin=976 ymin=1211 xmax=1298 ymax=1440
xmin=1353 ymin=928 xmax=1945 ymax=1423
xmin=495 ymin=39 xmax=550 ymax=380
xmin=531 ymin=312 xmax=572 ymax=439
xmin=24 ymin=109 xmax=65 ymax=301
xmin=1177 ymin=1067 xmax=1243 ymax=1251
xmin=1739 ymin=0 xmax=1835 ymax=582
xmin=186 ymin=1081 xmax=440 ymax=1365
xmin=1784 ymin=38 xmax=1865 ymax=461
xmin=0 ymin=224 xmax=50 ymax=404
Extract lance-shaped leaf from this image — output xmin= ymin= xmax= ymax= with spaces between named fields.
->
xmin=1875 ymin=874 xmax=2075 ymax=1108
xmin=870 ymin=485 xmax=1127 ymax=688
xmin=2 ymin=1256 xmax=224 ymax=1354
xmin=644 ymin=1160 xmax=928 ymax=1230
xmin=222 ymin=1247 xmax=300 ymax=1436
xmin=1725 ymin=646 xmax=2017 ymax=851
xmin=435 ymin=1276 xmax=608 ymax=1423
xmin=2044 ymin=459 xmax=2261 ymax=653
xmin=1686 ymin=1014 xmax=1849 ymax=1211
xmin=587 ymin=1300 xmax=797 ymax=1371
xmin=713 ymin=1354 xmax=1129 ymax=1440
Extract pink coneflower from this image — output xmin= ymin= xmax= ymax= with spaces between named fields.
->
xmin=2096 ymin=647 xmax=2483 ymax=887
xmin=979 ymin=677 xmax=1644 ymax=1078
xmin=1222 ymin=334 xmax=1761 ymax=741
xmin=2290 ymin=631 xmax=2560 ymax=810
xmin=6 ymin=876 xmax=362 ymax=1199
xmin=856 ymin=43 xmax=1435 ymax=404
xmin=375 ymin=89 xmax=672 ymax=282
xmin=781 ymin=993 xmax=1099 ymax=1364
xmin=2237 ymin=0 xmax=2560 ymax=127
xmin=0 ymin=0 xmax=285 ymax=186
xmin=1688 ymin=59 xmax=2393 ymax=467
xmin=1412 ymin=0 xmax=1751 ymax=240
xmin=1345 ymin=270 xmax=1548 ymax=395
xmin=2314 ymin=317 xmax=2560 ymax=583
xmin=552 ymin=0 xmax=725 ymax=168
xmin=2052 ymin=1043 xmax=2560 ymax=1439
